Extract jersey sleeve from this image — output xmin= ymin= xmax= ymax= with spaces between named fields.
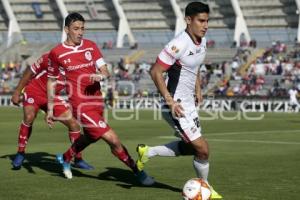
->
xmin=30 ymin=53 xmax=48 ymax=75
xmin=93 ymin=43 xmax=106 ymax=69
xmin=156 ymin=37 xmax=186 ymax=70
xmin=47 ymin=50 xmax=60 ymax=79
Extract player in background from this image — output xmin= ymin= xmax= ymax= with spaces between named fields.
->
xmin=136 ymin=2 xmax=222 ymax=198
xmin=288 ymin=86 xmax=299 ymax=112
xmin=11 ymin=53 xmax=93 ymax=170
xmin=46 ymin=13 xmax=154 ymax=185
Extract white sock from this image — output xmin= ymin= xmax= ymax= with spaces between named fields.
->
xmin=193 ymin=158 xmax=209 ymax=182
xmin=147 ymin=141 xmax=181 ymax=158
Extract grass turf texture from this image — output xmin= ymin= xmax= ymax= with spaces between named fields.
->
xmin=0 ymin=107 xmax=300 ymax=200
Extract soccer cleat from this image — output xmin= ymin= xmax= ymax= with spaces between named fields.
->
xmin=12 ymin=152 xmax=25 ymax=169
xmin=210 ymin=186 xmax=223 ymax=199
xmin=135 ymin=170 xmax=155 ymax=186
xmin=73 ymin=159 xmax=94 ymax=170
xmin=56 ymin=154 xmax=72 ymax=179
xmin=136 ymin=144 xmax=149 ymax=171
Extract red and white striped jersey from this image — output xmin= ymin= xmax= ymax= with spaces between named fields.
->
xmin=47 ymin=39 xmax=106 ymax=111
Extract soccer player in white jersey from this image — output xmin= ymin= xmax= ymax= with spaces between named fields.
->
xmin=136 ymin=2 xmax=222 ymax=199
xmin=288 ymin=86 xmax=299 ymax=112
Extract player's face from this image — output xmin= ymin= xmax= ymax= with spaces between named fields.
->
xmin=186 ymin=13 xmax=209 ymax=38
xmin=65 ymin=20 xmax=85 ymax=46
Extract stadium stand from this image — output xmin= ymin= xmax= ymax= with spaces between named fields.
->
xmin=8 ymin=0 xmax=60 ymax=30
xmin=120 ymin=0 xmax=175 ymax=30
xmin=0 ymin=0 xmax=299 ymax=98
xmin=64 ymin=0 xmax=117 ymax=30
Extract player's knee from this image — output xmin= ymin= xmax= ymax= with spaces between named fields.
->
xmin=24 ymin=113 xmax=35 ymax=124
xmin=194 ymin=146 xmax=209 ymax=160
xmin=106 ymin=132 xmax=122 ymax=150
xmin=110 ymin=136 xmax=122 ymax=150
xmin=102 ymin=130 xmax=122 ymax=149
xmin=67 ymin=119 xmax=80 ymax=132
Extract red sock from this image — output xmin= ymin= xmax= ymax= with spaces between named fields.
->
xmin=112 ymin=145 xmax=138 ymax=174
xmin=17 ymin=121 xmax=32 ymax=153
xmin=68 ymin=131 xmax=82 ymax=160
xmin=63 ymin=147 xmax=76 ymax=163
xmin=63 ymin=134 xmax=94 ymax=163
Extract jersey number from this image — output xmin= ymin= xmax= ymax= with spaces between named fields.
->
xmin=193 ymin=117 xmax=200 ymax=128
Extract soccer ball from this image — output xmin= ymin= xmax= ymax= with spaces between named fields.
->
xmin=182 ymin=178 xmax=211 ymax=200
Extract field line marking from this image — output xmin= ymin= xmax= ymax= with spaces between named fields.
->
xmin=207 ymin=129 xmax=300 ymax=136
xmin=208 ymin=139 xmax=300 ymax=145
xmin=157 ymin=129 xmax=300 ymax=139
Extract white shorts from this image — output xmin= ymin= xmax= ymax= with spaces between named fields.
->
xmin=162 ymin=106 xmax=202 ymax=143
xmin=290 ymin=100 xmax=299 ymax=106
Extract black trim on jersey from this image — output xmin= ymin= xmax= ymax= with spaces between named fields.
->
xmin=162 ymin=105 xmax=185 ymax=135
xmin=185 ymin=29 xmax=201 ymax=45
xmin=167 ymin=62 xmax=182 ymax=97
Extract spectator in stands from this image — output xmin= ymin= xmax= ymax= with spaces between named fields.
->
xmin=216 ymin=78 xmax=229 ymax=96
xmin=105 ymin=87 xmax=114 ymax=108
xmin=32 ymin=2 xmax=43 ymax=18
xmin=239 ymin=33 xmax=248 ymax=47
xmin=249 ymin=39 xmax=257 ymax=48
xmin=130 ymin=42 xmax=138 ymax=49
xmin=276 ymin=61 xmax=283 ymax=75
xmin=207 ymin=40 xmax=215 ymax=48
xmin=102 ymin=42 xmax=108 ymax=49
xmin=107 ymin=40 xmax=113 ymax=49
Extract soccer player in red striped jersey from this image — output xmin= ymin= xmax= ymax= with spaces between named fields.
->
xmin=11 ymin=53 xmax=93 ymax=170
xmin=46 ymin=12 xmax=154 ymax=185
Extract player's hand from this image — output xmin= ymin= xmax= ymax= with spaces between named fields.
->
xmin=90 ymin=74 xmax=104 ymax=83
xmin=195 ymin=93 xmax=203 ymax=107
xmin=169 ymin=100 xmax=185 ymax=118
xmin=11 ymin=91 xmax=23 ymax=106
xmin=45 ymin=110 xmax=54 ymax=129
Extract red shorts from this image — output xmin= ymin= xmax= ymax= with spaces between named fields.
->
xmin=77 ymin=108 xmax=110 ymax=140
xmin=23 ymin=90 xmax=69 ymax=118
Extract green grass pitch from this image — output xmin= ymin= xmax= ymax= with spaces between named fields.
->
xmin=0 ymin=107 xmax=300 ymax=200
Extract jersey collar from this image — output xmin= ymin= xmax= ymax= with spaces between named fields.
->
xmin=62 ymin=39 xmax=83 ymax=50
xmin=185 ymin=29 xmax=202 ymax=46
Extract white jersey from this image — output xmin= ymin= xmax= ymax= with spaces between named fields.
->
xmin=157 ymin=30 xmax=207 ymax=110
xmin=289 ymin=89 xmax=298 ymax=103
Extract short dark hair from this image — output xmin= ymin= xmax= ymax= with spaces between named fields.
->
xmin=185 ymin=1 xmax=210 ymax=17
xmin=65 ymin=12 xmax=85 ymax=27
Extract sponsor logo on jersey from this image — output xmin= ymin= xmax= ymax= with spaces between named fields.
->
xmin=171 ymin=46 xmax=179 ymax=54
xmin=66 ymin=61 xmax=94 ymax=71
xmin=85 ymin=51 xmax=92 ymax=61
xmin=27 ymin=98 xmax=34 ymax=104
xmin=191 ymin=127 xmax=197 ymax=133
xmin=98 ymin=120 xmax=107 ymax=128
xmin=64 ymin=58 xmax=71 ymax=64
xmin=188 ymin=51 xmax=194 ymax=56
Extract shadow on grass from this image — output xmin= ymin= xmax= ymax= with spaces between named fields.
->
xmin=97 ymin=167 xmax=181 ymax=192
xmin=1 ymin=153 xmax=181 ymax=192
xmin=0 ymin=152 xmax=90 ymax=178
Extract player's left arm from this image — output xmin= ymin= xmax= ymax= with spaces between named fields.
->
xmin=90 ymin=43 xmax=110 ymax=82
xmin=195 ymin=68 xmax=203 ymax=106
xmin=90 ymin=64 xmax=110 ymax=83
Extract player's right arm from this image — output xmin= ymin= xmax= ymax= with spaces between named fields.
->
xmin=150 ymin=38 xmax=186 ymax=118
xmin=46 ymin=51 xmax=59 ymax=128
xmin=11 ymin=66 xmax=34 ymax=106
xmin=11 ymin=54 xmax=48 ymax=106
